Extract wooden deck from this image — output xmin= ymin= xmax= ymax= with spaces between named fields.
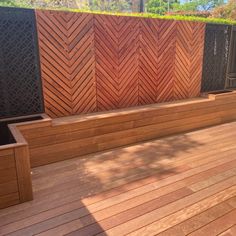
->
xmin=1 ymin=121 xmax=236 ymax=235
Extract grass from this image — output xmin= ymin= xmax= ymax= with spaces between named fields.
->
xmin=0 ymin=4 xmax=236 ymax=25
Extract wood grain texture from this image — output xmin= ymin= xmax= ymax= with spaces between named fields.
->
xmin=36 ymin=10 xmax=205 ymax=117
xmin=174 ymin=21 xmax=205 ymax=99
xmin=36 ymin=10 xmax=96 ymax=118
xmin=139 ymin=18 xmax=159 ymax=105
xmin=118 ymin=16 xmax=139 ymax=108
xmin=157 ymin=20 xmax=176 ymax=102
xmin=17 ymin=92 xmax=236 ymax=167
xmin=1 ymin=121 xmax=236 ymax=235
xmin=94 ymin=14 xmax=119 ymax=111
xmin=14 ymin=146 xmax=33 ymax=202
xmin=0 ymin=150 xmax=19 ymax=209
xmin=174 ymin=21 xmax=192 ymax=99
xmin=0 ymin=146 xmax=32 ymax=209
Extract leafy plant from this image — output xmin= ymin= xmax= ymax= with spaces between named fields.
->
xmin=88 ymin=0 xmax=131 ymax=11
xmin=0 ymin=0 xmax=235 ymax=25
xmin=168 ymin=10 xmax=211 ymax=17
xmin=212 ymin=0 xmax=236 ymax=20
xmin=146 ymin=0 xmax=179 ymax=15
xmin=0 ymin=0 xmax=29 ymax=7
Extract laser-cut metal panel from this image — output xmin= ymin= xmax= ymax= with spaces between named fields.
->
xmin=227 ymin=26 xmax=236 ymax=89
xmin=0 ymin=7 xmax=43 ymax=119
xmin=201 ymin=24 xmax=232 ymax=92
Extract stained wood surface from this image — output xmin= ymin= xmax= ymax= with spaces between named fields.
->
xmin=1 ymin=121 xmax=236 ymax=235
xmin=36 ymin=10 xmax=205 ymax=117
xmin=36 ymin=10 xmax=96 ymax=118
xmin=0 ymin=144 xmax=32 ymax=209
xmin=0 ymin=149 xmax=19 ymax=209
xmin=14 ymin=146 xmax=33 ymax=202
xmin=20 ymin=92 xmax=236 ymax=167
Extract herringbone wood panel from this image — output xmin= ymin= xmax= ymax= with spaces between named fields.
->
xmin=139 ymin=18 xmax=159 ymax=105
xmin=36 ymin=10 xmax=96 ymax=117
xmin=95 ymin=15 xmax=141 ymax=111
xmin=118 ymin=16 xmax=139 ymax=108
xmin=94 ymin=15 xmax=119 ymax=111
xmin=157 ymin=20 xmax=177 ymax=102
xmin=174 ymin=21 xmax=205 ymax=99
xmin=36 ymin=10 xmax=72 ymax=117
xmin=174 ymin=21 xmax=192 ymax=99
xmin=36 ymin=10 xmax=205 ymax=117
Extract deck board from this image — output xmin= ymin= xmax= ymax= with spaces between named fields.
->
xmin=1 ymin=121 xmax=236 ymax=235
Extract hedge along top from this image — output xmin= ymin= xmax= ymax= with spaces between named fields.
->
xmin=0 ymin=7 xmax=234 ymax=119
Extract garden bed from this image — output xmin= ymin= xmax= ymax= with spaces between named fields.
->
xmin=0 ymin=116 xmax=43 ymax=146
xmin=0 ymin=114 xmax=47 ymax=209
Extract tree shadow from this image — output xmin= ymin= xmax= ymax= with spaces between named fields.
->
xmin=0 ymin=132 xmax=204 ymax=235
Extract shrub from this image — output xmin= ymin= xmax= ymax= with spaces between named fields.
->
xmin=167 ymin=10 xmax=211 ymax=18
xmin=211 ymin=0 xmax=236 ymax=20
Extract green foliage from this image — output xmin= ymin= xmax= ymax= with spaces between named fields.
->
xmin=173 ymin=1 xmax=199 ymax=11
xmin=28 ymin=0 xmax=86 ymax=8
xmin=212 ymin=0 xmax=236 ymax=20
xmin=146 ymin=0 xmax=224 ymax=14
xmin=174 ymin=0 xmax=224 ymax=11
xmin=157 ymin=13 xmax=236 ymax=24
xmin=88 ymin=0 xmax=132 ymax=11
xmin=0 ymin=0 xmax=29 ymax=7
xmin=146 ymin=0 xmax=179 ymax=14
xmin=60 ymin=7 xmax=236 ymax=25
xmin=0 ymin=0 xmax=235 ymax=25
xmin=0 ymin=0 xmax=132 ymax=11
xmin=168 ymin=10 xmax=211 ymax=17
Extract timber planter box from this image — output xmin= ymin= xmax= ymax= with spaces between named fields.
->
xmin=1 ymin=92 xmax=236 ymax=209
xmin=0 ymin=115 xmax=48 ymax=209
xmin=18 ymin=91 xmax=236 ymax=167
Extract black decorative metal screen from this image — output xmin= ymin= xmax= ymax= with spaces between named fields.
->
xmin=226 ymin=26 xmax=236 ymax=88
xmin=201 ymin=24 xmax=232 ymax=92
xmin=0 ymin=7 xmax=44 ymax=119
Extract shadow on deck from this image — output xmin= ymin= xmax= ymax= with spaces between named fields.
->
xmin=1 ymin=121 xmax=236 ymax=235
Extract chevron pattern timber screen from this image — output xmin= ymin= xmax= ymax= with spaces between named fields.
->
xmin=36 ymin=10 xmax=205 ymax=118
xmin=36 ymin=10 xmax=96 ymax=118
xmin=156 ymin=20 xmax=205 ymax=102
